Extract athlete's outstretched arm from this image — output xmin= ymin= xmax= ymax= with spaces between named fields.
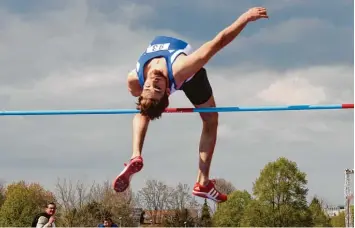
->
xmin=132 ymin=113 xmax=150 ymax=158
xmin=173 ymin=7 xmax=268 ymax=81
xmin=127 ymin=70 xmax=149 ymax=157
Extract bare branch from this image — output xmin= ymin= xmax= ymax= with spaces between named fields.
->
xmin=214 ymin=178 xmax=236 ymax=195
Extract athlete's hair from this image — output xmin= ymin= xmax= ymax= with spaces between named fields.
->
xmin=136 ymin=93 xmax=169 ymax=120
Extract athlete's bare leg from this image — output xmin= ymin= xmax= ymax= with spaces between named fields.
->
xmin=194 ymin=96 xmax=218 ymax=186
xmin=113 ymin=113 xmax=149 ymax=192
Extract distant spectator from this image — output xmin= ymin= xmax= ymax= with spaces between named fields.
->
xmin=98 ymin=217 xmax=119 ymax=227
xmin=31 ymin=202 xmax=56 ymax=227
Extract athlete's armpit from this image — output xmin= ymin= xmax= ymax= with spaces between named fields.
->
xmin=172 ymin=38 xmax=222 ymax=83
xmin=127 ymin=70 xmax=142 ymax=97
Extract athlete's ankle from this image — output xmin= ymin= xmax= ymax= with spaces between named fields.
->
xmin=197 ymin=177 xmax=210 ymax=187
xmin=131 ymin=152 xmax=141 ymax=159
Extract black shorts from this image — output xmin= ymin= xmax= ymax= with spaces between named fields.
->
xmin=180 ymin=68 xmax=213 ymax=105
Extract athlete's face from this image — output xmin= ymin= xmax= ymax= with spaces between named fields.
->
xmin=142 ymin=70 xmax=169 ymax=100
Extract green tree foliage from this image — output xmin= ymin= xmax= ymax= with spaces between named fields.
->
xmin=198 ymin=199 xmax=212 ymax=227
xmin=308 ymin=197 xmax=331 ymax=227
xmin=0 ymin=181 xmax=56 ymax=227
xmin=241 ymin=157 xmax=312 ymax=227
xmin=330 ymin=205 xmax=354 ymax=227
xmin=240 ymin=199 xmax=271 ymax=227
xmin=330 ymin=211 xmax=345 ymax=227
xmin=212 ymin=190 xmax=252 ymax=226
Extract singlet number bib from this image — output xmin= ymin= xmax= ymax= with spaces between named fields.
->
xmin=146 ymin=43 xmax=171 ymax=53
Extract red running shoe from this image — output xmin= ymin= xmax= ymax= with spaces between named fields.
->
xmin=192 ymin=180 xmax=227 ymax=203
xmin=113 ymin=156 xmax=143 ymax=192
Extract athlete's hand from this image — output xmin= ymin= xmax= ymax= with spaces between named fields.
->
xmin=244 ymin=7 xmax=268 ymax=22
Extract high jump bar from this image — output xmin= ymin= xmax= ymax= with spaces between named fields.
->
xmin=0 ymin=104 xmax=353 ymax=116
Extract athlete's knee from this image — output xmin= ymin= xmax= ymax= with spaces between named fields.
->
xmin=201 ymin=112 xmax=218 ymax=130
xmin=198 ymin=96 xmax=218 ymax=130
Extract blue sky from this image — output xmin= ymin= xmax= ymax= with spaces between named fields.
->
xmin=0 ymin=0 xmax=353 ymax=207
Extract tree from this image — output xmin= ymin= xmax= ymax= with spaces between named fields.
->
xmin=214 ymin=178 xmax=236 ymax=195
xmin=162 ymin=208 xmax=196 ymax=227
xmin=99 ymin=182 xmax=135 ymax=227
xmin=240 ymin=199 xmax=270 ymax=227
xmin=137 ymin=179 xmax=174 ymax=224
xmin=308 ymin=197 xmax=331 ymax=227
xmin=139 ymin=210 xmax=145 ymax=224
xmin=137 ymin=181 xmax=200 ymax=225
xmin=198 ymin=199 xmax=212 ymax=227
xmin=331 ymin=205 xmax=354 ymax=227
xmin=169 ymin=183 xmax=199 ymax=210
xmin=0 ymin=181 xmax=56 ymax=227
xmin=243 ymin=157 xmax=312 ymax=227
xmin=55 ymin=178 xmax=134 ymax=227
xmin=0 ymin=182 xmax=5 ymax=208
xmin=55 ymin=178 xmax=92 ymax=226
xmin=212 ymin=190 xmax=252 ymax=226
xmin=160 ymin=182 xmax=200 ymax=226
xmin=331 ymin=211 xmax=345 ymax=227
xmin=211 ymin=178 xmax=237 ymax=214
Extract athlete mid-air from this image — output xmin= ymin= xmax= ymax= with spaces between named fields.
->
xmin=113 ymin=7 xmax=268 ymax=203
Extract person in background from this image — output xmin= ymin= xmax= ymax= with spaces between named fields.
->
xmin=98 ymin=217 xmax=119 ymax=227
xmin=31 ymin=202 xmax=56 ymax=227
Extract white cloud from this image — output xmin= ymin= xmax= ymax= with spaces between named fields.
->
xmin=258 ymin=74 xmax=326 ymax=104
xmin=203 ymin=64 xmax=353 ymax=107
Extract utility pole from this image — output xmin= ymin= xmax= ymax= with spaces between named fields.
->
xmin=344 ymin=169 xmax=354 ymax=228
